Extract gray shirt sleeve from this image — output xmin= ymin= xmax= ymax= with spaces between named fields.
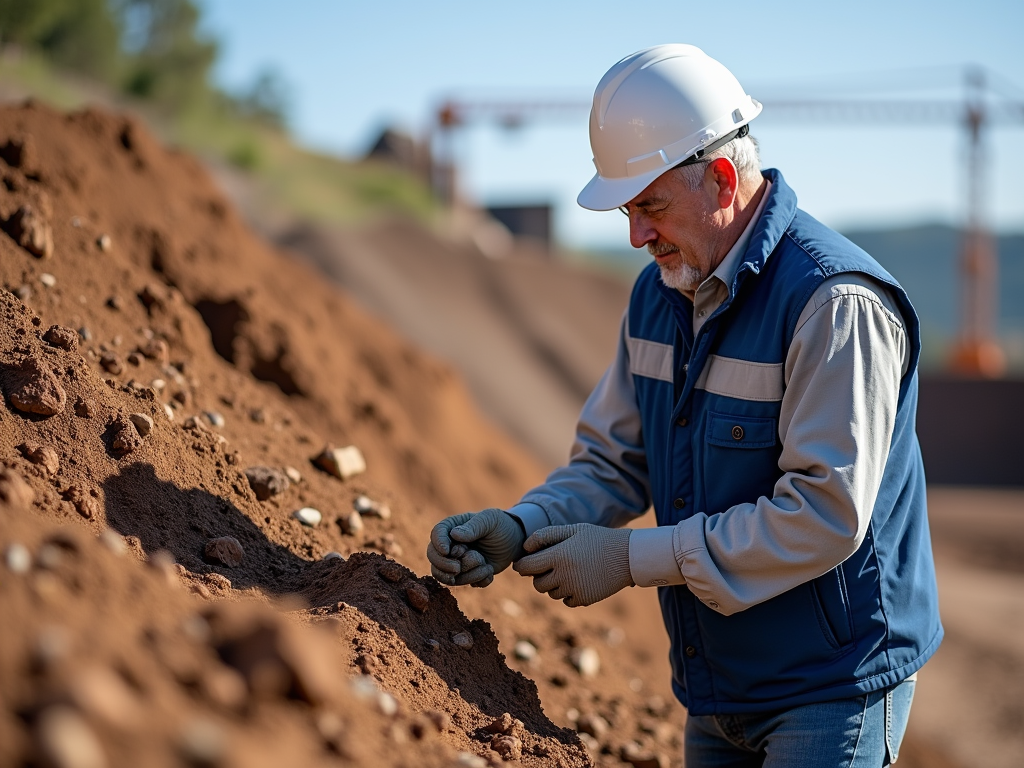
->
xmin=668 ymin=274 xmax=909 ymax=614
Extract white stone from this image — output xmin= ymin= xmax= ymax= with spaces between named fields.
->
xmin=339 ymin=510 xmax=364 ymax=535
xmin=284 ymin=466 xmax=301 ymax=484
xmin=204 ymin=411 xmax=225 ymax=428
xmin=98 ymin=529 xmax=127 ymax=556
xmin=456 ymin=752 xmax=489 ymax=768
xmin=5 ymin=542 xmax=31 ymax=574
xmin=513 ymin=640 xmax=537 ymax=661
xmin=320 ymin=445 xmax=366 ymax=480
xmin=571 ymin=646 xmax=601 ymax=678
xmin=150 ymin=378 xmax=166 ymax=392
xmin=323 ymin=552 xmax=344 ymax=562
xmin=35 ymin=706 xmax=107 ymax=768
xmin=501 ymin=599 xmax=522 ymax=618
xmin=163 ymin=403 xmax=175 ymax=421
xmin=354 ymin=495 xmax=374 ymax=513
xmin=40 ymin=273 xmax=57 ymax=288
xmin=293 ymin=507 xmax=322 ymax=527
xmin=129 ymin=413 xmax=153 ymax=437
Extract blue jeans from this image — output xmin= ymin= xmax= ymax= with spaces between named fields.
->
xmin=684 ymin=677 xmax=916 ymax=768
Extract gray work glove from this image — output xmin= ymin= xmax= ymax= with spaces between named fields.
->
xmin=426 ymin=508 xmax=526 ymax=588
xmin=513 ymin=524 xmax=633 ymax=607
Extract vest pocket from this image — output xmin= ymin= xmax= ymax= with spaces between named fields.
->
xmin=810 ymin=566 xmax=855 ymax=649
xmin=702 ymin=412 xmax=780 ymax=512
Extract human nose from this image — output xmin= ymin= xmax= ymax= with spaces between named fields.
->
xmin=626 ymin=209 xmax=657 ymax=250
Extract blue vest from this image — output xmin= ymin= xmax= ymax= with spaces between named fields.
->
xmin=628 ymin=169 xmax=943 ymax=715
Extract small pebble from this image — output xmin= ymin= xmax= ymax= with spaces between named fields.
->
xmin=78 ymin=326 xmax=92 ymax=341
xmin=151 ymin=378 xmax=166 ymax=392
xmin=339 ymin=510 xmax=364 ymax=535
xmin=127 ymin=352 xmax=143 ymax=366
xmin=106 ymin=295 xmax=123 ymax=311
xmin=141 ymin=338 xmax=169 ymax=363
xmin=203 ymin=537 xmax=244 ymax=568
xmin=5 ymin=542 xmax=32 ymax=573
xmin=14 ymin=284 xmax=31 ymax=302
xmin=571 ymin=646 xmax=601 ymax=678
xmin=576 ymin=712 xmax=610 ymax=739
xmin=34 ymin=706 xmax=107 ymax=768
xmin=323 ymin=552 xmax=344 ymax=562
xmin=129 ymin=413 xmax=154 ymax=436
xmin=178 ymin=719 xmax=225 ymax=767
xmin=425 ymin=639 xmax=440 ymax=652
xmin=204 ymin=411 xmax=225 ymax=429
xmin=284 ymin=466 xmax=301 ymax=484
xmin=514 ymin=640 xmax=537 ymax=661
xmin=491 ymin=733 xmax=523 ymax=761
xmin=40 ymin=273 xmax=56 ymax=288
xmin=501 ymin=599 xmax=522 ymax=618
xmin=97 ymin=234 xmax=112 ymax=252
xmin=98 ymin=529 xmax=127 ymax=556
xmin=455 ymin=754 xmax=489 ymax=768
xmin=20 ymin=442 xmax=60 ymax=476
xmin=75 ymin=397 xmax=96 ymax=418
xmin=378 ymin=562 xmax=404 ymax=583
xmin=43 ymin=325 xmax=78 ymax=351
xmin=0 ymin=469 xmax=35 ymax=510
xmin=99 ymin=352 xmax=123 ymax=375
xmin=452 ymin=631 xmax=474 ymax=650
xmin=163 ymin=403 xmax=175 ymax=421
xmin=406 ymin=583 xmax=430 ymax=612
xmin=205 ymin=573 xmax=231 ymax=590
xmin=111 ymin=416 xmax=143 ymax=455
xmin=313 ymin=445 xmax=366 ymax=480
xmin=354 ymin=494 xmax=391 ymax=519
xmin=293 ymin=507 xmax=322 ymax=527
xmin=244 ymin=466 xmax=290 ymax=500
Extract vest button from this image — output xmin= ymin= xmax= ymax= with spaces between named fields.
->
xmin=685 ymin=646 xmax=697 ymax=658
xmin=673 ymin=498 xmax=686 ymax=510
xmin=731 ymin=425 xmax=745 ymax=441
xmin=677 ymin=417 xmax=688 ymax=428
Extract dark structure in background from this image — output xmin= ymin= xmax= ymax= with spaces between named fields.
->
xmin=918 ymin=376 xmax=1024 ymax=486
xmin=485 ymin=204 xmax=552 ymax=250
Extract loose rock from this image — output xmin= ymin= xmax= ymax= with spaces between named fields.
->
xmin=490 ymin=734 xmax=522 ymax=762
xmin=97 ymin=233 xmax=112 ymax=252
xmin=99 ymin=352 xmax=123 ymax=375
xmin=576 ymin=712 xmax=610 ymax=740
xmin=63 ymin=485 xmax=99 ymax=519
xmin=0 ymin=469 xmax=34 ymax=510
xmin=204 ymin=537 xmax=244 ymax=568
xmin=405 ymin=583 xmax=430 ymax=612
xmin=73 ymin=397 xmax=96 ymax=418
xmin=19 ymin=442 xmax=60 ymax=475
xmin=284 ymin=465 xmax=301 ymax=484
xmin=424 ymin=710 xmax=451 ymax=732
xmin=425 ymin=639 xmax=440 ymax=652
xmin=571 ymin=646 xmax=601 ymax=678
xmin=140 ymin=338 xmax=169 ymax=363
xmin=354 ymin=494 xmax=391 ymax=519
xmin=378 ymin=562 xmax=404 ymax=583
xmin=129 ymin=412 xmax=154 ymax=436
xmin=244 ymin=466 xmax=290 ymax=501
xmin=313 ymin=445 xmax=366 ymax=480
xmin=5 ymin=542 xmax=31 ymax=573
xmin=514 ymin=640 xmax=537 ymax=661
xmin=452 ymin=631 xmax=474 ymax=650
xmin=292 ymin=507 xmax=322 ymax=527
xmin=339 ymin=510 xmax=364 ymax=535
xmin=98 ymin=529 xmax=127 ymax=556
xmin=43 ymin=325 xmax=79 ymax=351
xmin=204 ymin=411 xmax=225 ymax=429
xmin=3 ymin=205 xmax=54 ymax=258
xmin=127 ymin=351 xmax=143 ymax=366
xmin=34 ymin=706 xmax=107 ymax=768
xmin=620 ymin=744 xmax=668 ymax=768
xmin=40 ymin=272 xmax=57 ymax=288
xmin=111 ymin=415 xmax=143 ymax=455
xmin=323 ymin=552 xmax=345 ymax=562
xmin=5 ymin=357 xmax=67 ymax=415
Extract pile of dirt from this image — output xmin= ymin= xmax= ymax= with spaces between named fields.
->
xmin=0 ymin=101 xmax=686 ymax=767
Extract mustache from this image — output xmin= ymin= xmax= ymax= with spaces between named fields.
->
xmin=647 ymin=242 xmax=678 ymax=257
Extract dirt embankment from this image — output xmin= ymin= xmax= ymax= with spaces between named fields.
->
xmin=0 ymin=102 xmax=686 ymax=768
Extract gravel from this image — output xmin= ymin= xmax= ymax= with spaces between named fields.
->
xmin=292 ymin=507 xmax=322 ymax=527
xmin=243 ymin=466 xmax=290 ymax=501
xmin=313 ymin=445 xmax=366 ymax=480
xmin=203 ymin=537 xmax=244 ymax=568
xmin=129 ymin=413 xmax=154 ymax=436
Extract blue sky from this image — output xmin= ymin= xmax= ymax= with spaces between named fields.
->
xmin=197 ymin=0 xmax=1024 ymax=249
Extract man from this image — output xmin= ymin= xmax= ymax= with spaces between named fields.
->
xmin=427 ymin=44 xmax=941 ymax=767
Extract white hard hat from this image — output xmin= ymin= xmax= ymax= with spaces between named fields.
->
xmin=578 ymin=44 xmax=762 ymax=211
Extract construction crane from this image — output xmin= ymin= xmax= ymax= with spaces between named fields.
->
xmin=432 ymin=66 xmax=1024 ymax=377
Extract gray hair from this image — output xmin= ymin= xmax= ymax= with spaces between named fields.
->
xmin=675 ymin=133 xmax=761 ymax=191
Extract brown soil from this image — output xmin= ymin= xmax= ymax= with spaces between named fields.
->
xmin=0 ymin=101 xmax=684 ymax=768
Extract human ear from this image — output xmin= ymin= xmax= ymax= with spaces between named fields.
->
xmin=706 ymin=157 xmax=738 ymax=210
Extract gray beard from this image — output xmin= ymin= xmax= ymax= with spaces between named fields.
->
xmin=658 ymin=262 xmax=705 ymax=291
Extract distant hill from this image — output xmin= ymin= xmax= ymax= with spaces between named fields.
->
xmin=580 ymin=224 xmax=1024 ymax=371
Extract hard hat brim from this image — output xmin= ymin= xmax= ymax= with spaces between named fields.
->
xmin=577 ymin=165 xmax=668 ymax=212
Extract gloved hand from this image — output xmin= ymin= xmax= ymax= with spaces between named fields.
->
xmin=426 ymin=508 xmax=526 ymax=588
xmin=513 ymin=524 xmax=633 ymax=607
